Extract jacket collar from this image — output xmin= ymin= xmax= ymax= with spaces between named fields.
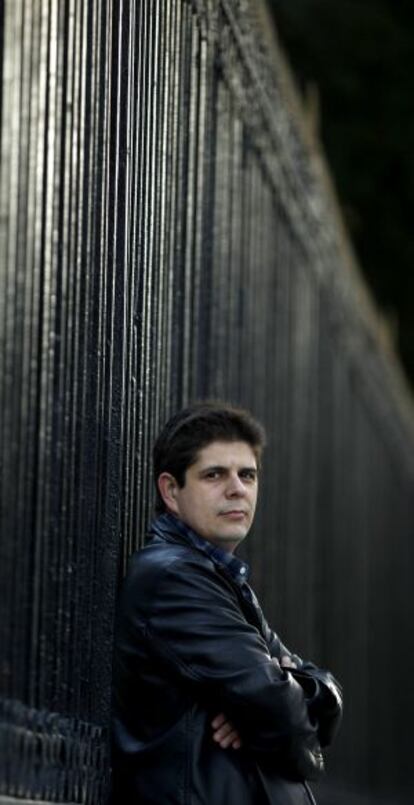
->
xmin=149 ymin=512 xmax=250 ymax=585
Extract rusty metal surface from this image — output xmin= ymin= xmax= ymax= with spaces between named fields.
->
xmin=1 ymin=0 xmax=414 ymax=803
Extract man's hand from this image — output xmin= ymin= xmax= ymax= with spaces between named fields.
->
xmin=280 ymin=655 xmax=297 ymax=669
xmin=211 ymin=657 xmax=297 ymax=750
xmin=211 ymin=713 xmax=242 ymax=749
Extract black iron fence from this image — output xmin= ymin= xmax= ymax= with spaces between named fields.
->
xmin=1 ymin=1 xmax=414 ymax=803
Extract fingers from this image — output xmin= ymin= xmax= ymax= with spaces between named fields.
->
xmin=280 ymin=655 xmax=297 ymax=669
xmin=211 ymin=713 xmax=242 ymax=749
xmin=214 ymin=726 xmax=241 ymax=749
xmin=211 ymin=713 xmax=227 ymax=730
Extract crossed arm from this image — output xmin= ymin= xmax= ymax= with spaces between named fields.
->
xmin=136 ymin=555 xmax=342 ymax=762
xmin=211 ymin=655 xmax=297 ymax=749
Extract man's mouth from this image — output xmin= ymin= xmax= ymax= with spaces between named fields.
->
xmin=220 ymin=510 xmax=247 ymax=519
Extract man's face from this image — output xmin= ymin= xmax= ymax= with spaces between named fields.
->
xmin=160 ymin=440 xmax=259 ymax=551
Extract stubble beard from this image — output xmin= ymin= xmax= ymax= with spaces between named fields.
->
xmin=209 ymin=528 xmax=249 ymax=552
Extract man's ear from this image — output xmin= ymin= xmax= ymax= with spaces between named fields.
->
xmin=157 ymin=472 xmax=180 ymax=514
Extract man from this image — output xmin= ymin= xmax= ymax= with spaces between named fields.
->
xmin=111 ymin=402 xmax=342 ymax=804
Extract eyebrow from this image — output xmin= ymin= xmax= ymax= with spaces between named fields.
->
xmin=198 ymin=465 xmax=258 ymax=475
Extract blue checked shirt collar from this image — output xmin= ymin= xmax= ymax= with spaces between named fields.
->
xmin=149 ymin=512 xmax=250 ymax=586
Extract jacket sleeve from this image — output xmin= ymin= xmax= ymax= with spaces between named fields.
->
xmin=260 ymin=609 xmax=343 ymax=747
xmin=129 ymin=555 xmax=319 ymax=756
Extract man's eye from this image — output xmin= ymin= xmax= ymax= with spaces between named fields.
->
xmin=240 ymin=471 xmax=257 ymax=481
xmin=205 ymin=471 xmax=220 ymax=479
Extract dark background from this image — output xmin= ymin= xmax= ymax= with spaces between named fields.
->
xmin=268 ymin=0 xmax=414 ymax=388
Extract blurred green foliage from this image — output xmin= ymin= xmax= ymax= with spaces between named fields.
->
xmin=269 ymin=0 xmax=414 ymax=384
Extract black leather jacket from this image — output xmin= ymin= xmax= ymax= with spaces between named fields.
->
xmin=111 ymin=516 xmax=342 ymax=804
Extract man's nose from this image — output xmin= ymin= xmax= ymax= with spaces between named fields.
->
xmin=225 ymin=473 xmax=246 ymax=496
